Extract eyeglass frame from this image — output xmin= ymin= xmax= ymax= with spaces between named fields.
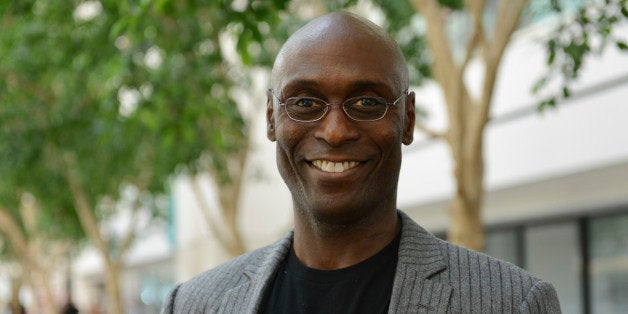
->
xmin=270 ymin=89 xmax=409 ymax=122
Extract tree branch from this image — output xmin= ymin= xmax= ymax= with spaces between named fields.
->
xmin=461 ymin=0 xmax=487 ymax=71
xmin=411 ymin=0 xmax=457 ymax=92
xmin=62 ymin=153 xmax=110 ymax=257
xmin=0 ymin=207 xmax=30 ymax=259
xmin=479 ymin=0 xmax=529 ymax=128
xmin=116 ymin=200 xmax=141 ymax=260
xmin=215 ymin=151 xmax=248 ymax=255
xmin=492 ymin=0 xmax=529 ymax=61
xmin=19 ymin=194 xmax=39 ymax=239
xmin=412 ymin=0 xmax=466 ymax=167
xmin=189 ymin=175 xmax=241 ymax=256
xmin=463 ymin=0 xmax=529 ymax=178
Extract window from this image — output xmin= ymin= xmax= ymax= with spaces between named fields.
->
xmin=483 ymin=209 xmax=628 ymax=314
xmin=485 ymin=229 xmax=521 ymax=267
xmin=589 ymin=214 xmax=628 ymax=313
xmin=526 ymin=223 xmax=583 ymax=314
xmin=444 ymin=0 xmax=586 ymax=59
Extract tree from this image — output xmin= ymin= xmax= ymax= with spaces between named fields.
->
xmin=337 ymin=0 xmax=628 ymax=251
xmin=0 ymin=195 xmax=78 ymax=314
xmin=113 ymin=0 xmax=299 ymax=258
xmin=1 ymin=1 xmax=174 ymax=312
xmin=1 ymin=1 xmax=299 ymax=312
xmin=0 ymin=4 xmax=86 ymax=311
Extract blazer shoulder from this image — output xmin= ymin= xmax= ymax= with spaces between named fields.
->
xmin=162 ymin=237 xmax=290 ymax=313
xmin=437 ymin=241 xmax=561 ymax=313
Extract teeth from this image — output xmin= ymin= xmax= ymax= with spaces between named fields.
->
xmin=312 ymin=160 xmax=359 ymax=173
xmin=334 ymin=163 xmax=343 ymax=172
xmin=325 ymin=161 xmax=334 ymax=172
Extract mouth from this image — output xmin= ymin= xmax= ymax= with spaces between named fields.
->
xmin=311 ymin=160 xmax=361 ymax=173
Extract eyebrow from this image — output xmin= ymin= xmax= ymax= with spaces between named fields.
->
xmin=281 ymin=79 xmax=394 ymax=96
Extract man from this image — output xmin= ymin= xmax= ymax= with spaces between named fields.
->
xmin=162 ymin=12 xmax=561 ymax=313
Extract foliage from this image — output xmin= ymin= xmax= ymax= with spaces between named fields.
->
xmin=106 ymin=0 xmax=299 ymax=257
xmin=0 ymin=0 xmax=295 ymax=243
xmin=1 ymin=0 xmax=297 ymax=310
xmin=437 ymin=0 xmax=464 ymax=10
xmin=372 ymin=0 xmax=432 ymax=85
xmin=0 ymin=1 xmax=97 ymax=246
xmin=325 ymin=0 xmax=627 ymax=112
xmin=109 ymin=0 xmax=295 ymax=185
xmin=322 ymin=0 xmax=431 ymax=91
xmin=535 ymin=0 xmax=628 ymax=110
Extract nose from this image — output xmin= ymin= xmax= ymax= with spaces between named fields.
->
xmin=313 ymin=105 xmax=360 ymax=147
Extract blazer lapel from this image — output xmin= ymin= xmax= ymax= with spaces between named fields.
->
xmin=217 ymin=212 xmax=452 ymax=313
xmin=218 ymin=231 xmax=293 ymax=314
xmin=388 ymin=212 xmax=452 ymax=313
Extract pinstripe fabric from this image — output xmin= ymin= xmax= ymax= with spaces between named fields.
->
xmin=161 ymin=211 xmax=561 ymax=313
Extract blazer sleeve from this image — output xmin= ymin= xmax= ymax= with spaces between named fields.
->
xmin=519 ymin=280 xmax=562 ymax=313
xmin=160 ymin=284 xmax=180 ymax=314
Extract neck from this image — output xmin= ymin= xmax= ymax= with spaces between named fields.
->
xmin=292 ymin=205 xmax=399 ymax=270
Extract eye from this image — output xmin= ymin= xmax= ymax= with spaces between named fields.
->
xmin=284 ymin=97 xmax=326 ymax=121
xmin=295 ymin=98 xmax=317 ymax=108
xmin=352 ymin=97 xmax=386 ymax=108
xmin=286 ymin=97 xmax=325 ymax=110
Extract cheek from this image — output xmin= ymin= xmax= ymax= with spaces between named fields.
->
xmin=371 ymin=120 xmax=404 ymax=183
xmin=275 ymin=121 xmax=304 ymax=157
xmin=373 ymin=120 xmax=404 ymax=155
xmin=274 ymin=121 xmax=308 ymax=176
xmin=274 ymin=123 xmax=312 ymax=200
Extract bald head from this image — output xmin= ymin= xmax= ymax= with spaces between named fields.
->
xmin=271 ymin=12 xmax=409 ymax=94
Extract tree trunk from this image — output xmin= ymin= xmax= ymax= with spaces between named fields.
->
xmin=193 ymin=139 xmax=249 ymax=258
xmin=34 ymin=265 xmax=59 ymax=314
xmin=103 ymin=260 xmax=124 ymax=314
xmin=0 ymin=208 xmax=58 ymax=314
xmin=411 ymin=0 xmax=529 ymax=251
xmin=219 ymin=189 xmax=246 ymax=256
xmin=64 ymin=159 xmax=126 ymax=314
xmin=448 ymin=144 xmax=486 ymax=252
xmin=11 ymin=277 xmax=24 ymax=314
xmin=190 ymin=176 xmax=245 ymax=257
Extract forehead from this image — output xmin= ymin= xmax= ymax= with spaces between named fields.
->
xmin=275 ymin=28 xmax=402 ymax=96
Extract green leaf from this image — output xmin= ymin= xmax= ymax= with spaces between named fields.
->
xmin=562 ymin=87 xmax=571 ymax=98
xmin=617 ymin=41 xmax=628 ymax=50
xmin=547 ymin=39 xmax=556 ymax=65
xmin=437 ymin=0 xmax=464 ymax=10
xmin=531 ymin=76 xmax=548 ymax=94
xmin=110 ymin=18 xmax=129 ymax=39
xmin=538 ymin=97 xmax=557 ymax=111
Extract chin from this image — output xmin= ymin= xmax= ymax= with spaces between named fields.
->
xmin=299 ymin=198 xmax=376 ymax=227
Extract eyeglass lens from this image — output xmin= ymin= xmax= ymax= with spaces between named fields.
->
xmin=283 ymin=96 xmax=393 ymax=122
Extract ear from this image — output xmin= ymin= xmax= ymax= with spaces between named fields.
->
xmin=266 ymin=89 xmax=276 ymax=142
xmin=402 ymin=91 xmax=415 ymax=145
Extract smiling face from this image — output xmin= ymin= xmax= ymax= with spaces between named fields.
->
xmin=267 ymin=13 xmax=415 ymax=225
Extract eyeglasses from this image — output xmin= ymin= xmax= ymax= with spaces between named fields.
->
xmin=273 ymin=90 xmax=408 ymax=122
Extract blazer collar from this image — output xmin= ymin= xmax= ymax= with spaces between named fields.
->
xmin=396 ymin=210 xmax=448 ymax=277
xmin=387 ymin=211 xmax=452 ymax=313
xmin=219 ymin=231 xmax=293 ymax=313
xmin=219 ymin=211 xmax=452 ymax=313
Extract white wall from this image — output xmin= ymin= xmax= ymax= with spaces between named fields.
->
xmin=398 ymin=23 xmax=628 ymax=230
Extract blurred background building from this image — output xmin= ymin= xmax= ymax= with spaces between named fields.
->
xmin=398 ymin=22 xmax=628 ymax=314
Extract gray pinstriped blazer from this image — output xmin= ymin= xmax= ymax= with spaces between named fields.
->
xmin=161 ymin=211 xmax=561 ymax=313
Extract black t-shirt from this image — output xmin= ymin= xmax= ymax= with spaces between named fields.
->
xmin=259 ymin=233 xmax=400 ymax=314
